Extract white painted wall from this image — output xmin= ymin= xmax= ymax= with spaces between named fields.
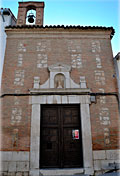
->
xmin=114 ymin=53 xmax=120 ymax=102
xmin=0 ymin=9 xmax=16 ymax=90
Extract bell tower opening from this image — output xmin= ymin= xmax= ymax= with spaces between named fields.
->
xmin=26 ymin=9 xmax=36 ymax=25
xmin=17 ymin=1 xmax=45 ymax=26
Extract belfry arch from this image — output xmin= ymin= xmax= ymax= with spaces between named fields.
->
xmin=17 ymin=1 xmax=44 ymax=25
xmin=26 ymin=8 xmax=36 ymax=24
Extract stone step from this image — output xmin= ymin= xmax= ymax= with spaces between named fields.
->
xmin=39 ymin=168 xmax=88 ymax=176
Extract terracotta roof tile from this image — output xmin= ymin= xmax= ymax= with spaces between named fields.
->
xmin=5 ymin=25 xmax=115 ymax=39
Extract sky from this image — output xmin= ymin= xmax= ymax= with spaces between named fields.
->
xmin=0 ymin=0 xmax=120 ymax=56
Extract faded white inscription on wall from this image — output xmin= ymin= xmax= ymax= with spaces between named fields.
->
xmin=36 ymin=41 xmax=50 ymax=68
xmin=71 ymin=54 xmax=82 ymax=68
xmin=14 ymin=70 xmax=25 ymax=86
xmin=14 ymin=97 xmax=20 ymax=105
xmin=67 ymin=40 xmax=83 ymax=68
xmin=104 ymin=128 xmax=110 ymax=145
xmin=68 ymin=40 xmax=82 ymax=53
xmin=37 ymin=54 xmax=48 ymax=68
xmin=17 ymin=54 xmax=23 ymax=67
xmin=99 ymin=107 xmax=111 ymax=145
xmin=96 ymin=55 xmax=102 ymax=68
xmin=99 ymin=88 xmax=106 ymax=104
xmin=92 ymin=40 xmax=101 ymax=53
xmin=94 ymin=70 xmax=105 ymax=85
xmin=11 ymin=107 xmax=22 ymax=125
xmin=18 ymin=43 xmax=26 ymax=52
xmin=36 ymin=41 xmax=51 ymax=52
xmin=99 ymin=108 xmax=110 ymax=126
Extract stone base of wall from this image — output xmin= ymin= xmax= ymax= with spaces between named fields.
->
xmin=93 ymin=149 xmax=120 ymax=174
xmin=0 ymin=150 xmax=120 ymax=175
xmin=0 ymin=171 xmax=29 ymax=176
xmin=0 ymin=152 xmax=29 ymax=175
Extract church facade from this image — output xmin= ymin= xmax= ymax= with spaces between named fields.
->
xmin=1 ymin=2 xmax=120 ymax=176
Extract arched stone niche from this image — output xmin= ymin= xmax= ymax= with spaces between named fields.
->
xmin=49 ymin=63 xmax=71 ymax=88
xmin=54 ymin=73 xmax=65 ymax=88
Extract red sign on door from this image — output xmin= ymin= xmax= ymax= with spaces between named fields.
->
xmin=72 ymin=129 xmax=79 ymax=139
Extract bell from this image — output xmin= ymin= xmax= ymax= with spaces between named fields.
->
xmin=28 ymin=13 xmax=35 ymax=23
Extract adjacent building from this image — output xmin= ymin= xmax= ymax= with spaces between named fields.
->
xmin=0 ymin=2 xmax=120 ymax=176
xmin=0 ymin=8 xmax=16 ymax=88
xmin=114 ymin=52 xmax=120 ymax=102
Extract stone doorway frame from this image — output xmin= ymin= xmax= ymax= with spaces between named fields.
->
xmin=29 ymin=90 xmax=94 ymax=176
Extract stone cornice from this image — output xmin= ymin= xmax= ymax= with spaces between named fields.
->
xmin=5 ymin=25 xmax=114 ymax=39
xmin=5 ymin=30 xmax=112 ymax=39
xmin=29 ymin=88 xmax=91 ymax=95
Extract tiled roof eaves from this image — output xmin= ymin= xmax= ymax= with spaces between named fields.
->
xmin=5 ymin=25 xmax=115 ymax=39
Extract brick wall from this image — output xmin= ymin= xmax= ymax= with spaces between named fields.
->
xmin=1 ymin=96 xmax=31 ymax=151
xmin=1 ymin=28 xmax=120 ymax=151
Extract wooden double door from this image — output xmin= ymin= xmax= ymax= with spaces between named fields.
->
xmin=40 ymin=104 xmax=83 ymax=168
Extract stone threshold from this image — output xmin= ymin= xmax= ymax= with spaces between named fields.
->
xmin=40 ymin=168 xmax=84 ymax=175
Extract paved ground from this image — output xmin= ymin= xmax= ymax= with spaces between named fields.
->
xmin=43 ymin=173 xmax=120 ymax=176
xmin=99 ymin=172 xmax=120 ymax=176
xmin=43 ymin=175 xmax=89 ymax=176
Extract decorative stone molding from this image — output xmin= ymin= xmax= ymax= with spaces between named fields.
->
xmin=48 ymin=62 xmax=71 ymax=72
xmin=29 ymin=95 xmax=91 ymax=105
xmin=30 ymin=88 xmax=91 ymax=95
xmin=34 ymin=77 xmax=40 ymax=89
xmin=29 ymin=93 xmax=93 ymax=175
xmin=49 ymin=63 xmax=71 ymax=89
xmin=6 ymin=29 xmax=112 ymax=40
xmin=80 ymin=76 xmax=87 ymax=88
xmin=33 ymin=63 xmax=87 ymax=89
xmin=29 ymin=63 xmax=93 ymax=175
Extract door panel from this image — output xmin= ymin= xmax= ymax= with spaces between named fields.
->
xmin=63 ymin=107 xmax=79 ymax=125
xmin=40 ymin=127 xmax=59 ymax=167
xmin=40 ymin=104 xmax=83 ymax=168
xmin=42 ymin=107 xmax=58 ymax=125
xmin=63 ymin=128 xmax=83 ymax=167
